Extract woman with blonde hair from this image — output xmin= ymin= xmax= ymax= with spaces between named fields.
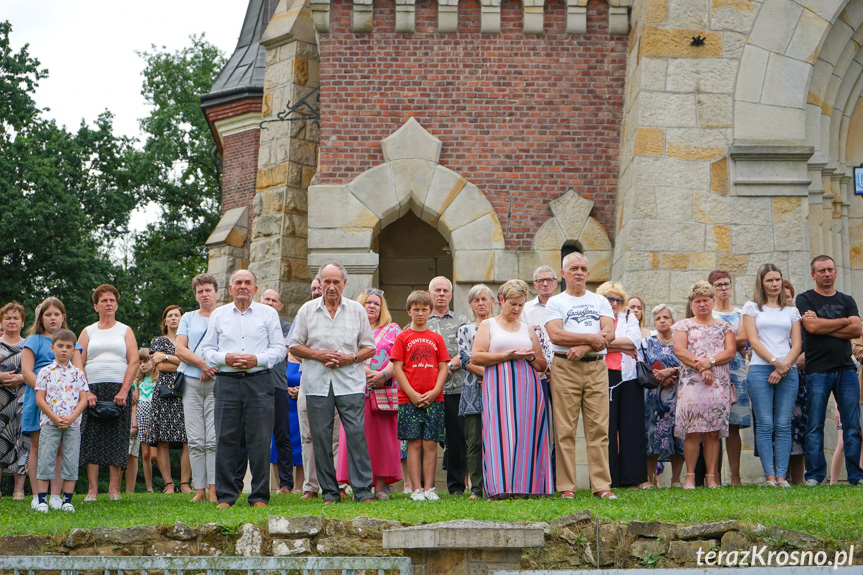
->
xmin=596 ymin=281 xmax=644 ymax=488
xmin=22 ymin=297 xmax=82 ymax=508
xmin=471 ymin=279 xmax=550 ymax=498
xmin=673 ymin=281 xmax=736 ymax=489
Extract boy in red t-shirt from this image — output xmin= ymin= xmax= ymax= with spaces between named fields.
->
xmin=391 ymin=290 xmax=450 ymax=501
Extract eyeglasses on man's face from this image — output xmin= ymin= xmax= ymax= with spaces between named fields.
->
xmin=534 ymin=278 xmax=558 ymax=285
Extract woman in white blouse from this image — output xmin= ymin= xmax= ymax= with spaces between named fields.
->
xmin=741 ymin=264 xmax=802 ymax=488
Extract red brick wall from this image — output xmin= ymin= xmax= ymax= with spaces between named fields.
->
xmin=317 ymin=0 xmax=627 ymax=248
xmin=221 ymin=128 xmax=261 ymax=219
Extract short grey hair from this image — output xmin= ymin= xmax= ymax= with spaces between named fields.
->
xmin=230 ymin=269 xmax=257 ymax=285
xmin=467 ymin=283 xmax=494 ymax=304
xmin=318 ymin=263 xmax=348 ymax=281
xmin=562 ymin=252 xmax=589 ymax=270
xmin=428 ymin=276 xmax=453 ymax=291
xmin=650 ymin=303 xmax=676 ymax=323
xmin=533 ymin=266 xmax=557 ymax=282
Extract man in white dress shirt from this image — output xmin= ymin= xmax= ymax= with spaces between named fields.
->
xmin=522 ymin=266 xmax=559 ymax=328
xmin=289 ymin=263 xmax=376 ymax=504
xmin=200 ymin=269 xmax=286 ymax=508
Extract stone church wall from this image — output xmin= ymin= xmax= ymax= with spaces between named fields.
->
xmin=315 ymin=0 xmax=628 ymax=249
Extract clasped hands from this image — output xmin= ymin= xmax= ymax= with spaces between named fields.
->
xmin=225 ymin=353 xmax=258 ymax=370
xmin=315 ymin=349 xmax=353 ymax=369
xmin=653 ymin=367 xmax=678 ymax=388
xmin=694 ymin=358 xmax=715 ymax=385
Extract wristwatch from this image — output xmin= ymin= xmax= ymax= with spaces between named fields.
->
xmin=770 ymin=357 xmax=777 ymax=364
xmin=709 ymin=357 xmax=716 ymax=365
xmin=352 ymin=353 xmax=358 ymax=364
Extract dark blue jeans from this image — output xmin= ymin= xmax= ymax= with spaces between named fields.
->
xmin=804 ymin=369 xmax=863 ymax=484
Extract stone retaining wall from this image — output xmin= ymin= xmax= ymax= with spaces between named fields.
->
xmin=3 ymin=515 xmax=860 ymax=572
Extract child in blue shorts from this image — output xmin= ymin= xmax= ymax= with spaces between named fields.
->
xmin=391 ymin=291 xmax=449 ymax=502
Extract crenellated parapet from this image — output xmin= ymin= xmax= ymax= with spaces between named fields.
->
xmin=310 ymin=0 xmax=631 ymax=35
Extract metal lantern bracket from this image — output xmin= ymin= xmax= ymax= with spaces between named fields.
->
xmin=260 ymin=86 xmax=320 ymax=131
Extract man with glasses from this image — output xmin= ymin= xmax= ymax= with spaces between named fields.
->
xmin=523 ymin=266 xmax=559 ymax=328
xmin=796 ymin=255 xmax=863 ymax=486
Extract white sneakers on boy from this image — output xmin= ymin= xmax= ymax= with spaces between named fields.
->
xmin=35 ymin=502 xmax=48 ymax=513
xmin=424 ymin=488 xmax=440 ymax=501
xmin=60 ymin=502 xmax=75 ymax=512
xmin=49 ymin=495 xmax=63 ymax=510
xmin=31 ymin=495 xmax=38 ymax=509
xmin=410 ymin=489 xmax=427 ymax=501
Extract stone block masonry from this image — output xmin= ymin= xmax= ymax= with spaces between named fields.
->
xmin=315 ymin=0 xmax=627 ymax=249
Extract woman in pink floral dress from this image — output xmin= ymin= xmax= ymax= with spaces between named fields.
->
xmin=672 ymin=281 xmax=737 ymax=489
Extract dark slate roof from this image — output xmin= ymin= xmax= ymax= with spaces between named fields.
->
xmin=200 ymin=0 xmax=276 ymax=107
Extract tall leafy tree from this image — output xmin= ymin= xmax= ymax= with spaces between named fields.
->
xmin=0 ymin=22 xmax=138 ymax=331
xmin=120 ymin=36 xmax=226 ymax=339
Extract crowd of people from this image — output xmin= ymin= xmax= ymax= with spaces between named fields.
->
xmin=1 ymin=253 xmax=862 ymax=510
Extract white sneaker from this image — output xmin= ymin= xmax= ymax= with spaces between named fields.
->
xmin=30 ymin=496 xmax=38 ymax=509
xmin=49 ymin=496 xmax=63 ymax=510
xmin=35 ymin=502 xmax=48 ymax=513
xmin=804 ymin=479 xmax=821 ymax=487
xmin=410 ymin=489 xmax=427 ymax=501
xmin=60 ymin=502 xmax=75 ymax=513
xmin=424 ymin=488 xmax=440 ymax=501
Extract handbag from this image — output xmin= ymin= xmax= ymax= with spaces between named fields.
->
xmin=635 ymin=361 xmax=659 ymax=390
xmin=370 ymin=386 xmax=399 ymax=414
xmin=157 ymin=333 xmax=204 ymax=399
xmin=89 ymin=400 xmax=123 ymax=420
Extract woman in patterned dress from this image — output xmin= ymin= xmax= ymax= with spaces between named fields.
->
xmin=0 ymin=302 xmax=28 ymax=499
xmin=641 ymin=304 xmax=684 ymax=488
xmin=457 ymin=284 xmax=495 ymax=499
xmin=673 ymin=281 xmax=737 ymax=489
xmin=335 ymin=289 xmax=401 ymax=498
xmin=79 ymin=285 xmax=139 ymax=500
xmin=709 ymin=269 xmax=750 ymax=485
xmin=471 ymin=279 xmax=551 ymax=498
xmin=149 ymin=305 xmax=191 ymax=493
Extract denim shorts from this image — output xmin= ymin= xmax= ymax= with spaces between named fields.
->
xmin=398 ymin=401 xmax=445 ymax=442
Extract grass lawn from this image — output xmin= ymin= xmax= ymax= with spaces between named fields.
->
xmin=1 ymin=485 xmax=862 ymax=541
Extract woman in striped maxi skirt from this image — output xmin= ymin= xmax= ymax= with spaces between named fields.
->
xmin=471 ymin=279 xmax=553 ymax=498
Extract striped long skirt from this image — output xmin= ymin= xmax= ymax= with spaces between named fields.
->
xmin=481 ymin=359 xmax=553 ymax=496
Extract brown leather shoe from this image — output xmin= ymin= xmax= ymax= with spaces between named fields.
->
xmin=301 ymin=491 xmax=318 ymax=499
xmin=339 ymin=490 xmax=348 ymax=499
xmin=252 ymin=501 xmax=267 ymax=507
xmin=360 ymin=498 xmax=373 ymax=503
xmin=216 ymin=502 xmax=231 ymax=509
xmin=323 ymin=499 xmax=337 ymax=505
xmin=278 ymin=487 xmax=291 ymax=495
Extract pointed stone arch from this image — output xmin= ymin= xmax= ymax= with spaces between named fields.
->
xmin=307 ymin=118 xmax=613 ymax=304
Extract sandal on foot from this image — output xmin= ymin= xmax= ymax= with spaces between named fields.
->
xmin=179 ymin=482 xmax=193 ymax=494
xmin=705 ymin=474 xmax=721 ymax=489
xmin=594 ymin=490 xmax=617 ymax=499
xmin=163 ymin=483 xmax=176 ymax=494
xmin=684 ymin=472 xmax=696 ymax=490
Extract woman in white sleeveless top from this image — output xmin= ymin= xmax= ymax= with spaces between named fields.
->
xmin=78 ymin=285 xmax=139 ymax=501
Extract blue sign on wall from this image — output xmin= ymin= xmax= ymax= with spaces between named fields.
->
xmin=856 ymin=167 xmax=863 ymax=195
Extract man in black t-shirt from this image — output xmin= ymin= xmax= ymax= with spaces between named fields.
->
xmin=796 ymin=255 xmax=863 ymax=486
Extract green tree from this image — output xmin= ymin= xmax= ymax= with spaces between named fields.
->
xmin=120 ymin=35 xmax=226 ymax=340
xmin=0 ymin=21 xmax=138 ymax=332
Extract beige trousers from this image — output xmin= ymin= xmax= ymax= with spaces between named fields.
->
xmin=551 ymin=357 xmax=612 ymax=493
xmin=297 ymin=388 xmax=343 ymax=493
